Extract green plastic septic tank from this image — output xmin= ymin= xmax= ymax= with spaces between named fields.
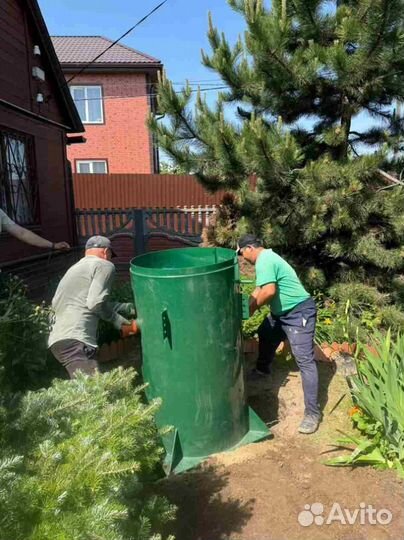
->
xmin=130 ymin=247 xmax=269 ymax=474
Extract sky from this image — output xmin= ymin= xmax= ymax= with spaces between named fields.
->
xmin=38 ymin=0 xmax=244 ymax=94
xmin=38 ymin=0 xmax=376 ymax=148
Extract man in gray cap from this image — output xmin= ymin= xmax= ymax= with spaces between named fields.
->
xmin=48 ymin=235 xmax=136 ymax=378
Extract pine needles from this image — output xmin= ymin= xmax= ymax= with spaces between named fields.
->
xmin=0 ymin=369 xmax=175 ymax=540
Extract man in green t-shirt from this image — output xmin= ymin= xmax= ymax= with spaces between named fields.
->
xmin=237 ymin=234 xmax=320 ymax=434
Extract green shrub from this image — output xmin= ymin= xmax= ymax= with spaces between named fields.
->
xmin=0 ymin=368 xmax=175 ymax=540
xmin=315 ymin=291 xmax=387 ymax=345
xmin=0 ymin=273 xmax=61 ymax=392
xmin=241 ymin=282 xmax=269 ymax=339
xmin=326 ymin=331 xmax=404 ymax=477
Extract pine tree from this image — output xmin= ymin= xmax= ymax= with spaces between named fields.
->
xmin=0 ymin=369 xmax=175 ymax=540
xmin=150 ymin=0 xmax=404 ymax=327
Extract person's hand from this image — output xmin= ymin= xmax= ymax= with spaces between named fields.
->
xmin=249 ymin=296 xmax=258 ymax=317
xmin=115 ymin=303 xmax=136 ymax=317
xmin=120 ymin=320 xmax=139 ymax=338
xmin=122 ymin=303 xmax=136 ymax=317
xmin=54 ymin=241 xmax=70 ymax=250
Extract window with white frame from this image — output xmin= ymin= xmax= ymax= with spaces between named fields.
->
xmin=76 ymin=160 xmax=108 ymax=174
xmin=70 ymin=85 xmax=104 ymax=124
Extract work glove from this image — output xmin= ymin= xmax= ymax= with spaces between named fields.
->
xmin=115 ymin=302 xmax=136 ymax=317
xmin=120 ymin=320 xmax=139 ymax=338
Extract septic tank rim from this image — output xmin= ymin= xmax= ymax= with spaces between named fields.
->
xmin=130 ymin=247 xmax=237 ymax=278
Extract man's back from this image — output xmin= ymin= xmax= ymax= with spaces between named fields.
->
xmin=49 ymin=256 xmax=115 ymax=348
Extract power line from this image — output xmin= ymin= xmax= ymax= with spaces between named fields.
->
xmin=71 ymin=86 xmax=230 ymax=102
xmin=69 ymin=79 xmax=226 ymax=89
xmin=66 ymin=0 xmax=169 ymax=85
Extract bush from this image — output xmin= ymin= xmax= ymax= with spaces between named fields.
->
xmin=241 ymin=282 xmax=269 ymax=339
xmin=0 ymin=273 xmax=61 ymax=392
xmin=327 ymin=331 xmax=404 ymax=477
xmin=0 ymin=368 xmax=175 ymax=540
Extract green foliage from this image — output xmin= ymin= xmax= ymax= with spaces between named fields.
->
xmin=150 ymin=0 xmax=404 ymax=322
xmin=241 ymin=281 xmax=269 ymax=339
xmin=315 ymin=294 xmax=382 ymax=344
xmin=159 ymin=161 xmax=189 ymax=174
xmin=326 ymin=331 xmax=404 ymax=477
xmin=0 ymin=368 xmax=175 ymax=540
xmin=0 ymin=273 xmax=62 ymax=392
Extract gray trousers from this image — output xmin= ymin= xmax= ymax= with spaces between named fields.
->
xmin=50 ymin=339 xmax=98 ymax=379
xmin=257 ymin=298 xmax=320 ymax=417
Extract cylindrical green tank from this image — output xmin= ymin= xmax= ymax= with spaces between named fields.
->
xmin=130 ymin=247 xmax=269 ymax=474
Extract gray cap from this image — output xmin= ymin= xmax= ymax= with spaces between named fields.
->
xmin=236 ymin=234 xmax=262 ymax=255
xmin=85 ymin=235 xmax=117 ymax=257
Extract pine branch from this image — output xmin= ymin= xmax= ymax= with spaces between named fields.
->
xmin=364 ymin=105 xmax=392 ymax=120
xmin=378 ymin=169 xmax=404 ymax=186
xmin=367 ymin=0 xmax=390 ymax=59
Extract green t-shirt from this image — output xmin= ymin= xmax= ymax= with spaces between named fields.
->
xmin=255 ymin=249 xmax=310 ymax=316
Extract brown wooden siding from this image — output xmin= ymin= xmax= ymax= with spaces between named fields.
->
xmin=73 ymin=173 xmax=226 ymax=208
xmin=0 ymin=0 xmax=67 ymax=125
xmin=0 ymin=0 xmax=31 ymax=108
xmin=0 ymin=105 xmax=73 ymax=264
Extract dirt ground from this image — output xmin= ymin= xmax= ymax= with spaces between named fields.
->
xmin=158 ymin=354 xmax=404 ymax=540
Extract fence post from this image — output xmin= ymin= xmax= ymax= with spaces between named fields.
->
xmin=133 ymin=209 xmax=146 ymax=255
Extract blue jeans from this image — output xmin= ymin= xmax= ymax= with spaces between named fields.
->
xmin=257 ymin=298 xmax=320 ymax=417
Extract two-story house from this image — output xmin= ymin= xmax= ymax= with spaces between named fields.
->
xmin=52 ymin=36 xmax=162 ymax=174
xmin=0 ymin=0 xmax=84 ymax=296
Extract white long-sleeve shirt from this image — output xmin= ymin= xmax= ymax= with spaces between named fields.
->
xmin=48 ymin=256 xmax=128 ymax=348
xmin=0 ymin=209 xmax=14 ymax=232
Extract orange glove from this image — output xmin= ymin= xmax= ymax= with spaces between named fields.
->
xmin=120 ymin=320 xmax=139 ymax=338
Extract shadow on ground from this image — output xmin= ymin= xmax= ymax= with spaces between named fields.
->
xmin=246 ymin=350 xmax=336 ymax=429
xmin=157 ymin=464 xmax=254 ymax=540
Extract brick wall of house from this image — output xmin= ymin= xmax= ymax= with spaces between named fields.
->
xmin=66 ymin=72 xmax=154 ymax=173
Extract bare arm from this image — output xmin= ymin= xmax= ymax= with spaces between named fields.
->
xmin=249 ymin=283 xmax=277 ymax=316
xmin=3 ymin=222 xmax=70 ymax=250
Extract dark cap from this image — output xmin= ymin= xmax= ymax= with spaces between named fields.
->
xmin=85 ymin=235 xmax=117 ymax=257
xmin=236 ymin=234 xmax=262 ymax=255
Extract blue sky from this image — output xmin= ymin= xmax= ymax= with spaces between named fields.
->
xmin=39 ymin=0 xmax=376 ymax=145
xmin=38 ymin=0 xmax=243 ymax=92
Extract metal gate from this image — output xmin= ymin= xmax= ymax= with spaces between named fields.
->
xmin=74 ymin=206 xmax=217 ymax=255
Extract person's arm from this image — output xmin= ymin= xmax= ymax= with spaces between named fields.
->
xmin=249 ymin=284 xmax=277 ymax=315
xmin=3 ymin=222 xmax=70 ymax=250
xmin=86 ymin=264 xmax=129 ymax=329
xmin=250 ymin=252 xmax=278 ymax=315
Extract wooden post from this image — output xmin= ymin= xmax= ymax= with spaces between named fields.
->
xmin=133 ymin=209 xmax=146 ymax=255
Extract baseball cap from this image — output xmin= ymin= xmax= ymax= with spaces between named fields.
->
xmin=85 ymin=235 xmax=117 ymax=257
xmin=236 ymin=234 xmax=261 ymax=255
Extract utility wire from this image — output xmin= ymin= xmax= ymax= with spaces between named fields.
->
xmin=72 ymin=85 xmax=230 ymax=102
xmin=66 ymin=0 xmax=169 ymax=85
xmin=70 ymin=79 xmax=226 ymax=89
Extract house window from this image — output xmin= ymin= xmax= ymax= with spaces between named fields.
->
xmin=70 ymin=85 xmax=104 ymax=124
xmin=76 ymin=160 xmax=108 ymax=174
xmin=0 ymin=129 xmax=38 ymax=225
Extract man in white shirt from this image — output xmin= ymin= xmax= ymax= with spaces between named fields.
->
xmin=0 ymin=208 xmax=70 ymax=250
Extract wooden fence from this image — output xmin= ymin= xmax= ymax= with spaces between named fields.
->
xmin=73 ymin=173 xmax=226 ymax=209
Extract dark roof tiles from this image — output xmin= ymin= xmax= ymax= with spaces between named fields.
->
xmin=51 ymin=36 xmax=160 ymax=65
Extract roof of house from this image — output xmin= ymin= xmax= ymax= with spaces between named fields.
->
xmin=51 ymin=36 xmax=161 ymax=67
xmin=25 ymin=0 xmax=84 ymax=133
